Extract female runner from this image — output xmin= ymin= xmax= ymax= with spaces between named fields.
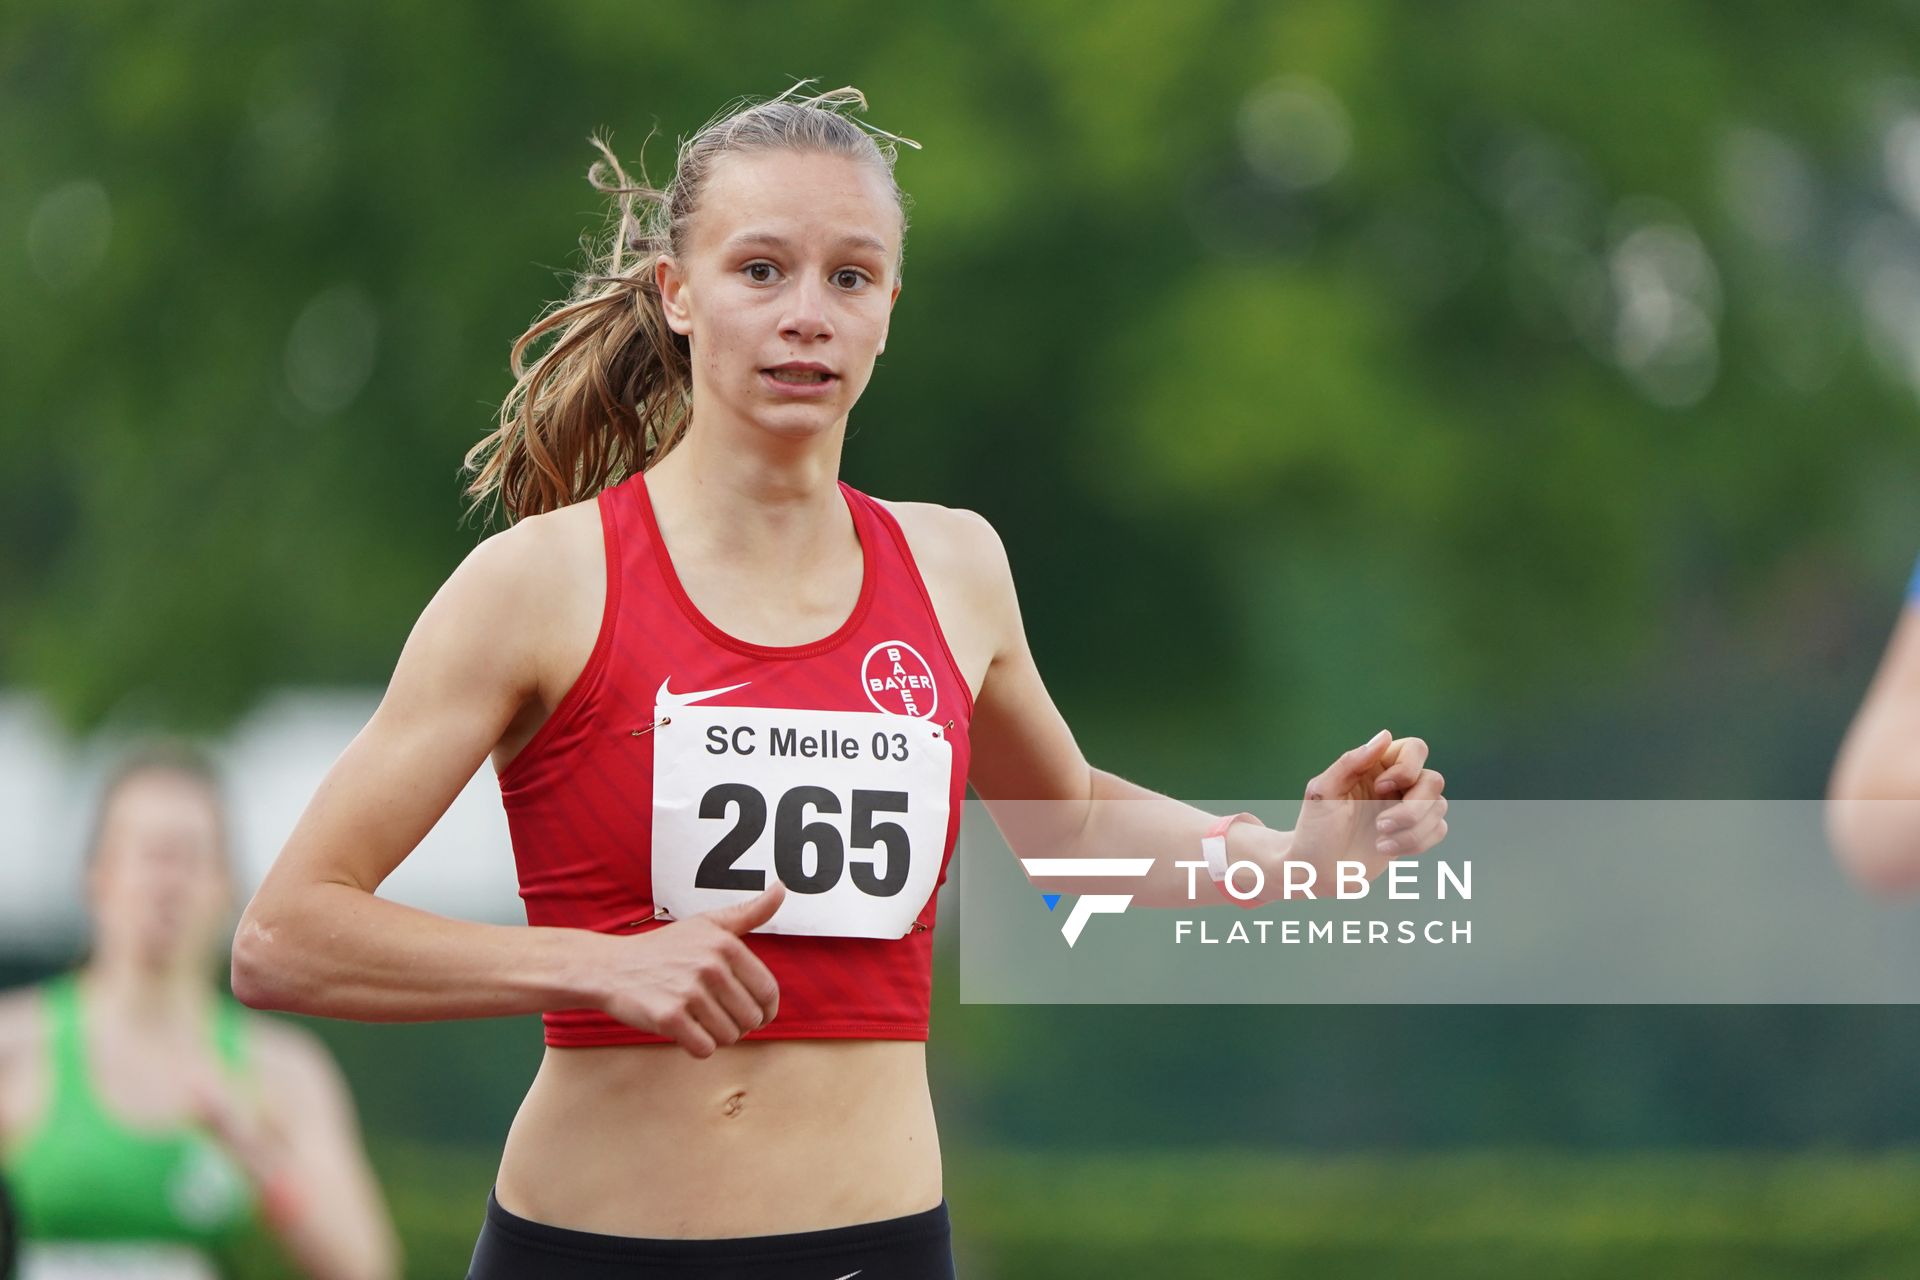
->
xmin=233 ymin=83 xmax=1450 ymax=1278
xmin=0 ymin=745 xmax=396 ymax=1279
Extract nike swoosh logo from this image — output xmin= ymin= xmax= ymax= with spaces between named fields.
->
xmin=831 ymin=1273 xmax=862 ymax=1280
xmin=656 ymin=676 xmax=751 ymax=710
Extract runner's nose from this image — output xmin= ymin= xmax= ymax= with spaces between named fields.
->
xmin=779 ymin=274 xmax=833 ymax=343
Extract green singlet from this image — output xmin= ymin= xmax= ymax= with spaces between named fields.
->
xmin=2 ymin=976 xmax=257 ymax=1274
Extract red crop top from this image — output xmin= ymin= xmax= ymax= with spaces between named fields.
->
xmin=496 ymin=470 xmax=974 ymax=1046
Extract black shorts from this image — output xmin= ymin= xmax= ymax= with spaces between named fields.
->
xmin=467 ymin=1188 xmax=957 ymax=1279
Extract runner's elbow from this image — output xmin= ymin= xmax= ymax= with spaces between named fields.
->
xmin=230 ymin=892 xmax=322 ymax=1013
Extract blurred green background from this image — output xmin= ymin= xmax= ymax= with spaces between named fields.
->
xmin=6 ymin=0 xmax=1920 ymax=1274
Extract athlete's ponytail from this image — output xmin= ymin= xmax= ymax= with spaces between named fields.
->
xmin=465 ymin=81 xmax=918 ymax=524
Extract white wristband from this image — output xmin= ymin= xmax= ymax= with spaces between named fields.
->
xmin=1202 ymin=811 xmax=1263 ymax=884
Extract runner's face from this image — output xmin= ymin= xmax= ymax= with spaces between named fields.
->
xmin=661 ymin=150 xmax=902 ymax=439
xmin=89 ymin=773 xmax=230 ymax=967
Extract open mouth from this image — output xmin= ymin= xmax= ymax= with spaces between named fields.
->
xmin=764 ymin=368 xmax=835 ymax=385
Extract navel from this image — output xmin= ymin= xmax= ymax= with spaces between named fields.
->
xmin=720 ymin=1088 xmax=747 ymax=1119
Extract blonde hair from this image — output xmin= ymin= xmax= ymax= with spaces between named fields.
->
xmin=464 ymin=81 xmax=919 ymax=524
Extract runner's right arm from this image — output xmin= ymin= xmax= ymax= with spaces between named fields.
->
xmin=231 ymin=514 xmax=781 ymax=1056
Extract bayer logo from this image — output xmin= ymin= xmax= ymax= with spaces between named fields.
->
xmin=861 ymin=640 xmax=939 ymax=718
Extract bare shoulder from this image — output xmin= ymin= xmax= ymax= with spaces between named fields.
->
xmin=874 ymin=499 xmax=1012 ymax=605
xmin=877 ymin=498 xmax=1000 ymax=545
xmin=872 ymin=499 xmax=1017 ymax=688
xmin=454 ymin=498 xmax=603 ymax=609
xmin=500 ymin=495 xmax=605 ymax=557
xmin=412 ymin=498 xmax=606 ymax=683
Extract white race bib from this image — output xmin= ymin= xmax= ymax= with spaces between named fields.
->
xmin=651 ymin=704 xmax=953 ymax=938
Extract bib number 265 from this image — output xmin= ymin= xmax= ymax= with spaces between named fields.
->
xmin=697 ymin=784 xmax=910 ymax=896
xmin=651 ymin=703 xmax=951 ymax=937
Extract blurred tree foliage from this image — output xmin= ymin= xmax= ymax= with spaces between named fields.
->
xmin=3 ymin=0 xmax=1916 ymax=795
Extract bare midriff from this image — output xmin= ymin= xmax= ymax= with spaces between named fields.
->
xmin=493 ymin=1038 xmax=941 ymax=1238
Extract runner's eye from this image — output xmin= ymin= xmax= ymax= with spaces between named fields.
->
xmin=744 ymin=262 xmax=778 ymax=283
